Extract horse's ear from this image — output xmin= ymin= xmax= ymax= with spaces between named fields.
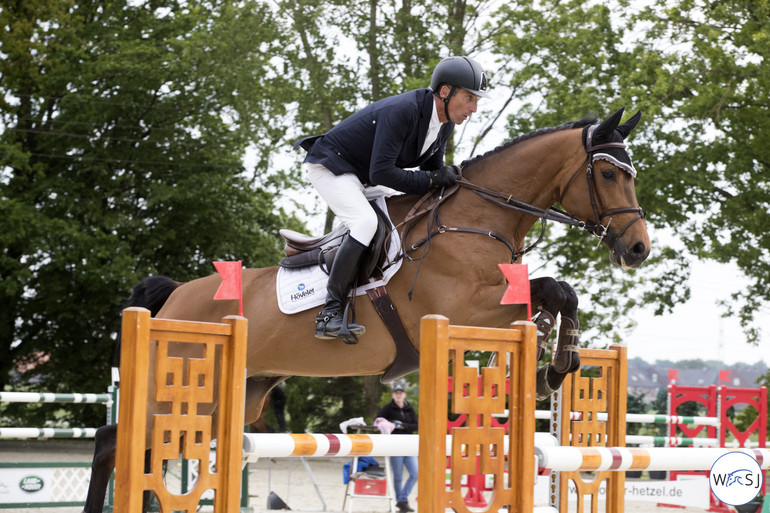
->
xmin=594 ymin=107 xmax=625 ymax=140
xmin=616 ymin=110 xmax=642 ymax=139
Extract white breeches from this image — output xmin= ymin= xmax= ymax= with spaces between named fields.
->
xmin=306 ymin=163 xmax=397 ymax=246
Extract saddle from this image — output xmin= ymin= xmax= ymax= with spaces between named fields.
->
xmin=277 ymin=200 xmax=419 ymax=383
xmin=278 ymin=200 xmax=393 ymax=282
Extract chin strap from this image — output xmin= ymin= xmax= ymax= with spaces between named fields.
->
xmin=436 ymin=85 xmax=456 ymax=123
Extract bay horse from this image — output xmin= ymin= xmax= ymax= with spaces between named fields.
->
xmin=82 ymin=107 xmax=649 ymax=512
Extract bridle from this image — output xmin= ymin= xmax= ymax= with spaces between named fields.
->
xmin=558 ymin=124 xmax=645 ymax=249
xmin=397 ymin=125 xmax=646 ymax=263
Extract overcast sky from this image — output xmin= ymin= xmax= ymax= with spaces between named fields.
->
xmin=622 ymin=258 xmax=769 ymax=366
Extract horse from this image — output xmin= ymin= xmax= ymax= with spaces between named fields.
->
xmin=82 ymin=107 xmax=650 ymax=512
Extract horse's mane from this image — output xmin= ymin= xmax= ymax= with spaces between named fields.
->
xmin=461 ymin=117 xmax=598 ymax=167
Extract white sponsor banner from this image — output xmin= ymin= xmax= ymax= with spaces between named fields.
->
xmin=624 ymin=477 xmax=709 ymax=508
xmin=0 ymin=467 xmax=57 ymax=503
xmin=0 ymin=465 xmax=90 ymax=505
xmin=534 ymin=475 xmax=709 ymax=509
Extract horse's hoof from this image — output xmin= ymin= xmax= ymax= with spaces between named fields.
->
xmin=535 ymin=365 xmax=555 ymax=400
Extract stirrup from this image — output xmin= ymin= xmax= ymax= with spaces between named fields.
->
xmin=314 ymin=308 xmax=365 ymax=343
xmin=337 ymin=302 xmax=364 ymax=345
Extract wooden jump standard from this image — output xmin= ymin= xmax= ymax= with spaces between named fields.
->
xmin=417 ymin=314 xmax=537 ymax=513
xmin=114 ymin=307 xmax=248 ymax=512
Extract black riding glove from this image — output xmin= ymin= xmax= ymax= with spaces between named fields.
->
xmin=428 ymin=165 xmax=459 ymax=188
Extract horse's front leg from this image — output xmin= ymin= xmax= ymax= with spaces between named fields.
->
xmin=530 ymin=278 xmax=581 ymax=400
xmin=551 ymin=280 xmax=580 ymax=374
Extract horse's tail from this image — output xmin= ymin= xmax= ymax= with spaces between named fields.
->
xmin=112 ymin=275 xmax=182 ymax=366
xmin=125 ymin=275 xmax=182 ymax=316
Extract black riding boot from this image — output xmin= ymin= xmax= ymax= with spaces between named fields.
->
xmin=315 ymin=236 xmax=367 ymax=343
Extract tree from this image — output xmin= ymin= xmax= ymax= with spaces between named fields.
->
xmin=620 ymin=0 xmax=770 ymax=344
xmin=284 ymin=376 xmax=366 ymax=433
xmin=275 ymin=0 xmax=496 ymax=426
xmin=475 ymin=0 xmax=691 ymax=346
xmin=626 ymin=391 xmax=648 ymax=435
xmin=0 ymin=0 xmax=304 ymax=426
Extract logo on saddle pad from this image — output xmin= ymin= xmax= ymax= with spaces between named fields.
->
xmin=291 ymin=283 xmax=316 ymax=302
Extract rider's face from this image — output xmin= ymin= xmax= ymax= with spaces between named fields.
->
xmin=440 ymin=86 xmax=480 ymax=124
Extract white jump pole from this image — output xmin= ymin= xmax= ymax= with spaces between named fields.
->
xmin=242 ymin=432 xmax=558 ymax=462
xmin=0 ymin=427 xmax=97 ymax=439
xmin=536 ymin=446 xmax=770 ymax=472
xmin=0 ymin=392 xmax=112 ymax=404
xmin=533 ymin=410 xmax=720 ymax=426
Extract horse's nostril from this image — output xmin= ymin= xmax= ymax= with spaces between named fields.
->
xmin=632 ymin=242 xmax=646 ymax=256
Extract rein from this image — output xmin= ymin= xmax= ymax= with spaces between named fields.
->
xmin=396 ymin=126 xmax=646 ymax=264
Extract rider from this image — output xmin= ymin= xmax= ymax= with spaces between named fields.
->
xmin=294 ymin=56 xmax=490 ymax=343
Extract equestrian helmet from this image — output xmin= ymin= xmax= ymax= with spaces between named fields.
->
xmin=430 ymin=56 xmax=490 ymax=98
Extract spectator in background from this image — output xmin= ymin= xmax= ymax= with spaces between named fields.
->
xmin=377 ymin=384 xmax=418 ymax=512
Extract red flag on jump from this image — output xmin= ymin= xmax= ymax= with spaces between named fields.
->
xmin=668 ymin=369 xmax=679 ymax=384
xmin=213 ymin=260 xmax=243 ymax=316
xmin=498 ymin=263 xmax=531 ymax=321
xmin=719 ymin=370 xmax=731 ymax=384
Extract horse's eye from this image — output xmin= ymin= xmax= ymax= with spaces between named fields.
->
xmin=601 ymin=169 xmax=617 ymax=181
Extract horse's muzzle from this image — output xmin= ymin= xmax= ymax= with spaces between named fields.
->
xmin=610 ymin=237 xmax=649 ymax=268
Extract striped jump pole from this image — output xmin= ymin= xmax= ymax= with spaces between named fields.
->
xmin=242 ymin=433 xmax=420 ymax=462
xmin=534 ymin=410 xmax=719 ymax=426
xmin=242 ymin=432 xmax=559 ymax=463
xmin=625 ymin=413 xmax=719 ymax=426
xmin=537 ymin=446 xmax=770 ymax=472
xmin=625 ymin=435 xmax=719 ymax=447
xmin=0 ymin=392 xmax=112 ymax=405
xmin=0 ymin=427 xmax=97 ymax=439
xmin=0 ymin=391 xmax=113 ymax=439
xmin=0 ymin=392 xmax=111 ymax=439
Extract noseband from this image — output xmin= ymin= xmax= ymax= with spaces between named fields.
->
xmin=557 ymin=125 xmax=645 ymax=247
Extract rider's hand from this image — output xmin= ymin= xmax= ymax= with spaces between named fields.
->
xmin=428 ymin=165 xmax=459 ymax=188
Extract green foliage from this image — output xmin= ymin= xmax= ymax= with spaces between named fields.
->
xmin=0 ymin=0 xmax=304 ymax=427
xmin=728 ymin=406 xmax=759 ymax=433
xmin=757 ymin=372 xmax=770 ymax=434
xmin=623 ymin=0 xmax=770 ymax=343
xmin=626 ymin=391 xmax=648 ymax=435
xmin=479 ymin=0 xmax=690 ymax=348
xmin=3 ymin=0 xmax=770 ymax=432
xmin=284 ymin=376 xmax=367 ymax=433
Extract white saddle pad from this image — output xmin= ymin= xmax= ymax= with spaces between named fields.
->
xmin=276 ymin=200 xmax=403 ymax=315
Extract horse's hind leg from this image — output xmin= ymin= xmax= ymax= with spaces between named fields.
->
xmin=82 ymin=424 xmax=117 ymax=513
xmin=82 ymin=424 xmax=154 ymax=513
